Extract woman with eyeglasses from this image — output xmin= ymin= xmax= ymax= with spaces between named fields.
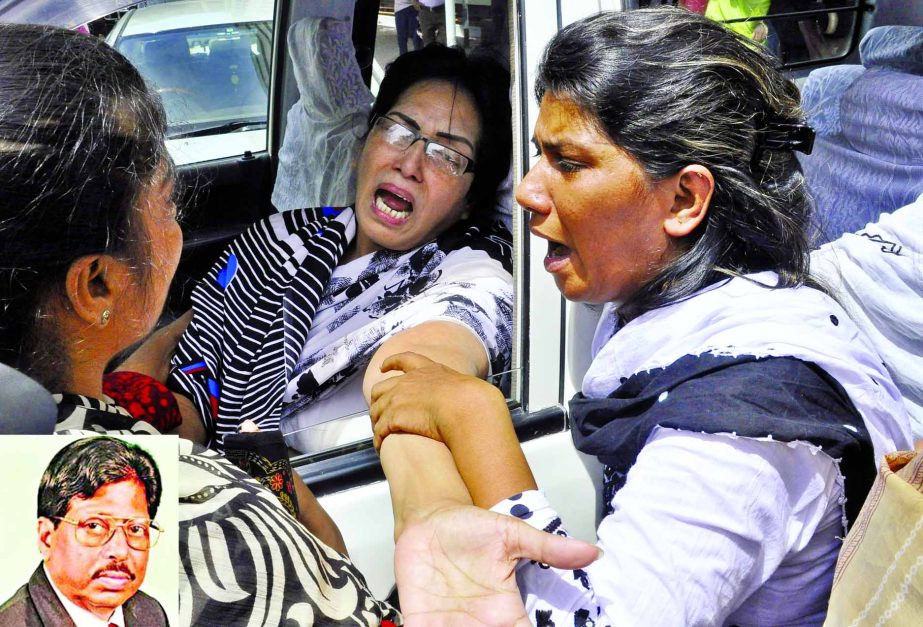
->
xmin=0 ymin=23 xmax=517 ymax=625
xmin=167 ymin=44 xmax=515 ymax=457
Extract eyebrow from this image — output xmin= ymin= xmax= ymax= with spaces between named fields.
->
xmin=391 ymin=111 xmax=476 ymax=153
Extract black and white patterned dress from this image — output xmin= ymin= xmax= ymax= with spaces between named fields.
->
xmin=169 ymin=207 xmax=513 ymax=451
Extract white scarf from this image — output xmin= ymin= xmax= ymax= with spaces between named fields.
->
xmin=584 ymin=272 xmax=912 ymax=466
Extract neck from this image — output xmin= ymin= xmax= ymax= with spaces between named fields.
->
xmin=58 ymin=317 xmax=112 ymax=399
xmin=63 ymin=358 xmax=105 ymax=399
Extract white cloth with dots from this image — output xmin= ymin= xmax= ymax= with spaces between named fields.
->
xmin=812 ymin=193 xmax=923 ymax=440
xmin=492 ymin=271 xmax=912 ymax=626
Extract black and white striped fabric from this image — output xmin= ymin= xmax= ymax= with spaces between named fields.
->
xmin=177 ymin=442 xmax=400 ymax=626
xmin=169 ymin=207 xmax=513 ymax=450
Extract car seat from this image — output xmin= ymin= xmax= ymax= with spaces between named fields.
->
xmin=0 ymin=363 xmax=57 ymax=435
xmin=798 ymin=25 xmax=923 ymax=243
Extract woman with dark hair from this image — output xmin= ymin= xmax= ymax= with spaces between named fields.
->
xmin=168 ymin=43 xmax=516 ymax=455
xmin=372 ymin=8 xmax=912 ymax=625
xmin=0 ymin=23 xmax=394 ymax=624
xmin=0 ymin=23 xmax=546 ymax=624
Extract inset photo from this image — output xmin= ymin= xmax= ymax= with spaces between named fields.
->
xmin=0 ymin=435 xmax=178 ymax=626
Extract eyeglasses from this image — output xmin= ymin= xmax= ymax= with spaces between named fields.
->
xmin=54 ymin=516 xmax=163 ymax=551
xmin=371 ymin=115 xmax=476 ymax=177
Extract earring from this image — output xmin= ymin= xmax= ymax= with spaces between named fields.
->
xmin=100 ymin=309 xmax=111 ymax=326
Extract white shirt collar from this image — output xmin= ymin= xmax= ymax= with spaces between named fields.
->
xmin=44 ymin=564 xmax=126 ymax=627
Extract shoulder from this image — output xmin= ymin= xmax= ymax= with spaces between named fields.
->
xmin=437 ymin=218 xmax=513 ymax=273
xmin=124 ymin=589 xmax=169 ymax=627
xmin=0 ymin=582 xmax=40 ymax=625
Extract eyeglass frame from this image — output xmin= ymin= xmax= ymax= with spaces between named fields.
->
xmin=52 ymin=515 xmax=163 ymax=551
xmin=370 ymin=114 xmax=477 ymax=176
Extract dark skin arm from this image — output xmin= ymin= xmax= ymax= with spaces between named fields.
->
xmin=370 ymin=352 xmax=536 ymax=509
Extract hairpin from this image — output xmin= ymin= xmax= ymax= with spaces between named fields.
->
xmin=751 ymin=116 xmax=815 ymax=171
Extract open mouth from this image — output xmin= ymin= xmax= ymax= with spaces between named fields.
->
xmin=544 ymin=240 xmax=572 ymax=272
xmin=374 ymin=188 xmax=414 ymax=223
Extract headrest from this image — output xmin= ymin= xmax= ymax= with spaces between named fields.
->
xmin=0 ymin=364 xmax=57 ymax=434
xmin=800 ymin=64 xmax=865 ymax=136
xmin=860 ymin=26 xmax=923 ymax=75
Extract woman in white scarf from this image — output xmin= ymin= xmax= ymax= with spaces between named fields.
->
xmin=372 ymin=8 xmax=913 ymax=626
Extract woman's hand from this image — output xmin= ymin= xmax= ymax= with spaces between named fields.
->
xmin=115 ymin=309 xmax=193 ymax=382
xmin=369 ymin=351 xmax=505 ymax=450
xmin=394 ymin=503 xmax=601 ymax=626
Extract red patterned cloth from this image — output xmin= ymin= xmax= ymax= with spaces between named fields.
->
xmin=102 ymin=371 xmax=182 ymax=432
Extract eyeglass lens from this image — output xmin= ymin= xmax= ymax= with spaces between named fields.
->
xmin=376 ymin=117 xmax=472 ymax=176
xmin=73 ymin=517 xmax=161 ymax=550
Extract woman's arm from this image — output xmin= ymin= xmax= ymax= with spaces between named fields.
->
xmin=369 ymin=350 xmax=536 ymax=508
xmin=291 ymin=469 xmax=347 ymax=554
xmin=496 ymin=430 xmax=842 ymax=625
xmin=361 ymin=319 xmax=490 ymax=401
xmin=170 ymin=393 xmax=208 ymax=443
xmin=382 ymin=434 xmax=602 ymax=625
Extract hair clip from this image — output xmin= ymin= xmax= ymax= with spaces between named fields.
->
xmin=751 ymin=118 xmax=815 ymax=171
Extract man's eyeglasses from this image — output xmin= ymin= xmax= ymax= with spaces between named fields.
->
xmin=371 ymin=115 xmax=476 ymax=177
xmin=54 ymin=516 xmax=163 ymax=551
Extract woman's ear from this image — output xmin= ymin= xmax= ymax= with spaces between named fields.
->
xmin=63 ymin=255 xmax=131 ymax=326
xmin=663 ymin=164 xmax=713 ymax=238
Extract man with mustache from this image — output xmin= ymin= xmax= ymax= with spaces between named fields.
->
xmin=0 ymin=437 xmax=167 ymax=626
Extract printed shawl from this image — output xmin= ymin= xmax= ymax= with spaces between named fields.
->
xmin=169 ymin=207 xmax=513 ymax=450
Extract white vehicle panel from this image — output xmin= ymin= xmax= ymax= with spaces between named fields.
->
xmin=321 ymin=429 xmax=598 ymax=598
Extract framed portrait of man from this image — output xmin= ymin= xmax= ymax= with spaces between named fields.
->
xmin=0 ymin=435 xmax=178 ymax=626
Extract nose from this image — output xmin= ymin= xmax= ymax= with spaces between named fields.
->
xmin=105 ymin=526 xmax=132 ymax=558
xmin=395 ymin=139 xmax=425 ymax=182
xmin=515 ymin=163 xmax=552 ymax=217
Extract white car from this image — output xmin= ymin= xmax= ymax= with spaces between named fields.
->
xmin=106 ymin=0 xmax=274 ymax=166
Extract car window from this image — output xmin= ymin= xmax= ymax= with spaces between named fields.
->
xmin=104 ymin=0 xmax=275 ymax=166
xmin=276 ymin=0 xmax=518 ymax=468
xmin=681 ymin=0 xmax=867 ymax=67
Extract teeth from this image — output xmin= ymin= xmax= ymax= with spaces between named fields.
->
xmin=375 ymin=194 xmax=411 ymax=220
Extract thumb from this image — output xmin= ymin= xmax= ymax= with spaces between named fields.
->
xmin=508 ymin=519 xmax=601 ymax=570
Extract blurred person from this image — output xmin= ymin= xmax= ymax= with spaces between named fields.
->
xmin=395 ymin=0 xmax=423 ymax=55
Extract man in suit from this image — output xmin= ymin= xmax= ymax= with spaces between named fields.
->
xmin=0 ymin=437 xmax=168 ymax=626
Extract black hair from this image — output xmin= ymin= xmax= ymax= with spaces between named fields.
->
xmin=536 ymin=8 xmax=816 ymax=319
xmin=38 ymin=436 xmax=162 ymax=523
xmin=0 ymin=24 xmax=170 ymax=387
xmin=370 ymin=44 xmax=512 ymax=215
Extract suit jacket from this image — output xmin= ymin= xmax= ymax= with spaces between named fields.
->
xmin=0 ymin=564 xmax=168 ymax=627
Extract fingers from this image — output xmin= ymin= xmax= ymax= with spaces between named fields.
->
xmin=370 ymin=374 xmax=402 ymax=405
xmin=509 ymin=520 xmax=602 ymax=570
xmin=380 ymin=351 xmax=436 ymax=375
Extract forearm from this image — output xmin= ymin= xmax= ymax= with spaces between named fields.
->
xmin=170 ymin=393 xmax=208 ymax=444
xmin=291 ymin=470 xmax=347 ymax=554
xmin=380 ymin=434 xmax=472 ymax=539
xmin=442 ymin=382 xmax=536 ymax=508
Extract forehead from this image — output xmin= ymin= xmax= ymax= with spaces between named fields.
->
xmin=66 ymin=478 xmax=149 ymax=518
xmin=390 ymin=80 xmax=481 ymax=137
xmin=534 ymin=92 xmax=608 ymax=144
